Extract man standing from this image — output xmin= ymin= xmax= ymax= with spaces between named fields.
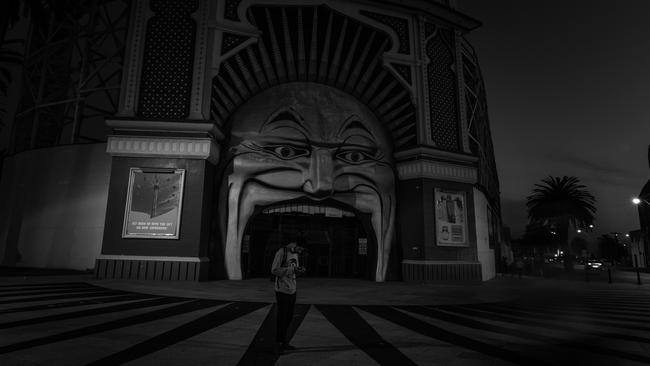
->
xmin=271 ymin=241 xmax=305 ymax=353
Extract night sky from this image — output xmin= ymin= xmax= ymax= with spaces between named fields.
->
xmin=458 ymin=0 xmax=650 ymax=238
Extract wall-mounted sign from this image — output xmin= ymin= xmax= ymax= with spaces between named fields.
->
xmin=122 ymin=168 xmax=185 ymax=239
xmin=358 ymin=238 xmax=368 ymax=255
xmin=434 ymin=188 xmax=468 ymax=246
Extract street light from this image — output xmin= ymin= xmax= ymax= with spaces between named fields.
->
xmin=633 ymin=196 xmax=650 ymax=205
xmin=631 ymin=196 xmax=648 ymax=281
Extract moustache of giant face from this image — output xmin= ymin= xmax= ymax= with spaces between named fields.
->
xmin=218 ymin=83 xmax=396 ymax=281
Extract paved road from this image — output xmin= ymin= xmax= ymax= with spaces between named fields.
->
xmin=1 ymin=277 xmax=649 ymax=365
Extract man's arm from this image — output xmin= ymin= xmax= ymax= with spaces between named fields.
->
xmin=271 ymin=249 xmax=293 ymax=277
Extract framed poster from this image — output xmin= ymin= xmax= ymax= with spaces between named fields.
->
xmin=122 ymin=168 xmax=185 ymax=239
xmin=434 ymin=188 xmax=468 ymax=246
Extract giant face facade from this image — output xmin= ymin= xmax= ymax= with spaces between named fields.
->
xmin=219 ymin=83 xmax=396 ymax=281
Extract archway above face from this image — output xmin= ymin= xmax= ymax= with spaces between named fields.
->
xmin=220 ymin=83 xmax=396 ymax=281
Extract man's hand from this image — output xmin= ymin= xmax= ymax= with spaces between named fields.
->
xmin=295 ymin=266 xmax=306 ymax=275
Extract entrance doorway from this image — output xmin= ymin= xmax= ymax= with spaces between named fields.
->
xmin=241 ymin=201 xmax=375 ymax=279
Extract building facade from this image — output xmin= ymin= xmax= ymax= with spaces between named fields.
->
xmin=634 ymin=146 xmax=650 ymax=267
xmin=0 ymin=0 xmax=501 ymax=282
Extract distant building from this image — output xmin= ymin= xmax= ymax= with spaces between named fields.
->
xmin=635 ymin=145 xmax=650 ymax=267
xmin=0 ymin=0 xmax=501 ymax=282
xmin=499 ymin=226 xmax=513 ymax=270
xmin=628 ymin=230 xmax=646 ymax=268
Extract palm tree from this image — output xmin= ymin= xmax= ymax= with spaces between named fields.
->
xmin=526 ymin=176 xmax=596 ymax=269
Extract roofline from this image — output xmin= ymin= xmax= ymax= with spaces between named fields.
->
xmin=358 ymin=0 xmax=482 ymax=32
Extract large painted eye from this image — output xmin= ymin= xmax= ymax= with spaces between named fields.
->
xmin=336 ymin=150 xmax=373 ymax=164
xmin=264 ymin=145 xmax=309 ymax=159
xmin=275 ymin=146 xmax=297 ymax=158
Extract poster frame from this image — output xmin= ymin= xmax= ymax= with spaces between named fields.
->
xmin=434 ymin=188 xmax=469 ymax=247
xmin=121 ymin=167 xmax=186 ymax=239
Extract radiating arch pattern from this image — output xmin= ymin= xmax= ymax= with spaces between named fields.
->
xmin=210 ymin=5 xmax=418 ymax=151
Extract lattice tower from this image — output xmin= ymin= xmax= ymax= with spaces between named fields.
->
xmin=10 ymin=0 xmax=130 ymax=153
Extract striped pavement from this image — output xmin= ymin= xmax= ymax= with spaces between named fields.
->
xmin=0 ymin=281 xmax=649 ymax=365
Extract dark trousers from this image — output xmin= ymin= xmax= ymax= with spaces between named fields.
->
xmin=275 ymin=291 xmax=296 ymax=343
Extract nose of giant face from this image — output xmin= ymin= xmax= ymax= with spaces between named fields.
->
xmin=303 ymin=148 xmax=334 ymax=199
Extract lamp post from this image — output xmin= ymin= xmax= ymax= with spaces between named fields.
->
xmin=610 ymin=231 xmax=621 ymax=267
xmin=633 ymin=197 xmax=650 ymax=263
xmin=622 ymin=231 xmax=641 ymax=285
xmin=632 ymin=197 xmax=649 ymax=284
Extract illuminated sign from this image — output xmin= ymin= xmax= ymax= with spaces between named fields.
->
xmin=434 ymin=188 xmax=468 ymax=246
xmin=122 ymin=168 xmax=185 ymax=239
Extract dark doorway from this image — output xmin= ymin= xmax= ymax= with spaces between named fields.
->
xmin=241 ymin=201 xmax=375 ymax=279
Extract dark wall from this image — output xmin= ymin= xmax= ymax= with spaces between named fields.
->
xmin=397 ymin=179 xmax=425 ymax=260
xmin=102 ymin=156 xmax=213 ymax=257
xmin=0 ymin=143 xmax=110 ymax=270
xmin=397 ymin=177 xmax=477 ymax=262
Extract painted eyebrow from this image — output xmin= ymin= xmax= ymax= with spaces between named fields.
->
xmin=260 ymin=109 xmax=310 ymax=138
xmin=336 ymin=116 xmax=376 ymax=140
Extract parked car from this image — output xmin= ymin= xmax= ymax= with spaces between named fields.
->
xmin=573 ymin=258 xmax=606 ymax=270
xmin=586 ymin=260 xmax=604 ymax=270
xmin=587 ymin=260 xmax=605 ymax=269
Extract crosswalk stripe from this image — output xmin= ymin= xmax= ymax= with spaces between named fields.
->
xmin=402 ymin=305 xmax=650 ymax=364
xmin=358 ymin=305 xmax=542 ymax=366
xmin=0 ymin=296 xmax=186 ymax=329
xmin=0 ymin=282 xmax=89 ymax=289
xmin=0 ymin=290 xmax=126 ymax=305
xmin=317 ymin=305 xmax=417 ymax=366
xmin=237 ymin=303 xmax=310 ymax=366
xmin=0 ymin=284 xmax=96 ymax=294
xmin=87 ymin=301 xmax=268 ymax=366
xmin=0 ymin=287 xmax=118 ymax=298
xmin=1 ymin=282 xmax=649 ymax=365
xmin=0 ymin=294 xmax=152 ymax=314
xmin=0 ymin=299 xmax=225 ymax=354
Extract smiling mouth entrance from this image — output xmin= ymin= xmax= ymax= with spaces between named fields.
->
xmin=241 ymin=200 xmax=376 ymax=279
